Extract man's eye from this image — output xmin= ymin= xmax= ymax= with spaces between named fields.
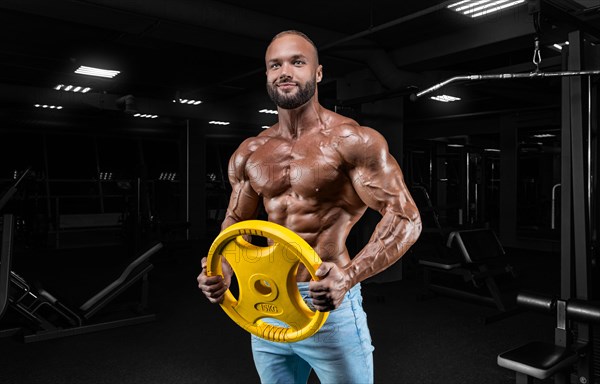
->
xmin=270 ymin=63 xmax=280 ymax=69
xmin=294 ymin=60 xmax=305 ymax=66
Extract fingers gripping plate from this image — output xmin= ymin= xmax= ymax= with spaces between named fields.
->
xmin=206 ymin=220 xmax=329 ymax=343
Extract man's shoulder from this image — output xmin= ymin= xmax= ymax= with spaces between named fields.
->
xmin=324 ymin=116 xmax=389 ymax=165
xmin=327 ymin=119 xmax=385 ymax=147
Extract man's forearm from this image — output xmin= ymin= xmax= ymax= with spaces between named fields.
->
xmin=344 ymin=210 xmax=421 ymax=288
xmin=221 ymin=181 xmax=260 ymax=231
xmin=221 ymin=215 xmax=241 ymax=231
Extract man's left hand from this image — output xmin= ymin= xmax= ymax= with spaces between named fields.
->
xmin=308 ymin=262 xmax=351 ymax=312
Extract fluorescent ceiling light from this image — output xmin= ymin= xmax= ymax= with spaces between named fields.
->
xmin=54 ymin=84 xmax=92 ymax=93
xmin=133 ymin=113 xmax=158 ymax=119
xmin=209 ymin=121 xmax=230 ymax=125
xmin=99 ymin=172 xmax=113 ymax=181
xmin=261 ymin=126 xmax=270 ymax=129
xmin=447 ymin=144 xmax=464 ymax=148
xmin=471 ymin=0 xmax=525 ymax=17
xmin=173 ymin=98 xmax=202 ymax=105
xmin=484 ymin=148 xmax=500 ymax=152
xmin=431 ymin=94 xmax=461 ymax=102
xmin=550 ymin=41 xmax=569 ymax=52
xmin=447 ymin=0 xmax=525 ymax=18
xmin=74 ymin=65 xmax=120 ymax=78
xmin=159 ymin=172 xmax=177 ymax=181
xmin=34 ymin=104 xmax=63 ymax=109
xmin=532 ymin=134 xmax=556 ymax=138
xmin=259 ymin=109 xmax=278 ymax=114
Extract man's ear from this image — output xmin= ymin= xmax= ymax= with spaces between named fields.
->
xmin=316 ymin=64 xmax=323 ymax=83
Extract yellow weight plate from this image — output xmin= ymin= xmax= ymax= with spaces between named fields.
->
xmin=206 ymin=220 xmax=329 ymax=343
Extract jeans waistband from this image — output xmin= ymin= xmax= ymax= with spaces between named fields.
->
xmin=296 ymin=281 xmax=362 ymax=300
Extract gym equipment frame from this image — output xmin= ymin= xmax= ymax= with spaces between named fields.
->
xmin=496 ymin=30 xmax=600 ymax=383
xmin=419 ymin=228 xmax=518 ymax=324
xmin=0 ymin=174 xmax=163 ymax=342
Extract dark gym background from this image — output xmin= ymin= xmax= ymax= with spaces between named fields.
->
xmin=0 ymin=1 xmax=599 ymax=383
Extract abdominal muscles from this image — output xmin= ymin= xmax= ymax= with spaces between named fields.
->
xmin=263 ymin=192 xmax=364 ymax=264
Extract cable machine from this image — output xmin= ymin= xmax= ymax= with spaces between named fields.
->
xmin=409 ymin=5 xmax=599 ymax=379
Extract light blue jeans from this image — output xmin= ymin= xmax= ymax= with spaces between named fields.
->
xmin=251 ymin=283 xmax=374 ymax=384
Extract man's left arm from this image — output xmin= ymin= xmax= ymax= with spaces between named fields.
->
xmin=310 ymin=126 xmax=421 ymax=310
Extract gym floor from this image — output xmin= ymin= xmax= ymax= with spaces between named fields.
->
xmin=0 ymin=243 xmax=560 ymax=384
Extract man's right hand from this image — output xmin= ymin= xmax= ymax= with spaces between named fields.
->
xmin=197 ymin=256 xmax=233 ymax=304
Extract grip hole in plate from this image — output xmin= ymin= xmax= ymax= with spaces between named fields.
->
xmin=254 ymin=279 xmax=272 ymax=295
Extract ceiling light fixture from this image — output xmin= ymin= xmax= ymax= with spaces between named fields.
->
xmin=431 ymin=94 xmax=461 ymax=102
xmin=532 ymin=134 xmax=556 ymax=138
xmin=159 ymin=172 xmax=177 ymax=181
xmin=99 ymin=172 xmax=113 ymax=181
xmin=447 ymin=0 xmax=525 ymax=18
xmin=54 ymin=84 xmax=92 ymax=93
xmin=74 ymin=65 xmax=120 ymax=78
xmin=173 ymin=98 xmax=202 ymax=105
xmin=209 ymin=121 xmax=230 ymax=125
xmin=550 ymin=41 xmax=569 ymax=52
xmin=34 ymin=104 xmax=63 ymax=109
xmin=133 ymin=113 xmax=158 ymax=119
xmin=259 ymin=109 xmax=278 ymax=114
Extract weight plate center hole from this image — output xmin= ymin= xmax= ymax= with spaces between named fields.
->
xmin=254 ymin=279 xmax=272 ymax=295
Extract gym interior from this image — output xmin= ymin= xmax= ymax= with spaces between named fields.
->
xmin=1 ymin=1 xmax=599 ymax=383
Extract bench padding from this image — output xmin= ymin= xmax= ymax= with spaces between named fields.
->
xmin=497 ymin=341 xmax=578 ymax=379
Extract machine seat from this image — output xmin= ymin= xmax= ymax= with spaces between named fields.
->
xmin=497 ymin=341 xmax=578 ymax=380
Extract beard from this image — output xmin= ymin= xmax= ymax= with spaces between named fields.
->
xmin=266 ymin=78 xmax=317 ymax=109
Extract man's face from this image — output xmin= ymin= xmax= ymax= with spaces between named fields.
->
xmin=265 ymin=34 xmax=322 ymax=110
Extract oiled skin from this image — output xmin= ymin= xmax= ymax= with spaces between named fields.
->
xmin=197 ymin=33 xmax=421 ymax=312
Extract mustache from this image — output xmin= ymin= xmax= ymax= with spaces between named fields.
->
xmin=275 ymin=77 xmax=296 ymax=85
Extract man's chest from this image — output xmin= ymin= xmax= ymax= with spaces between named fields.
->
xmin=245 ymin=138 xmax=347 ymax=198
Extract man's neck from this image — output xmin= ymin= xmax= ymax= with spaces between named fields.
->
xmin=277 ymin=100 xmax=323 ymax=139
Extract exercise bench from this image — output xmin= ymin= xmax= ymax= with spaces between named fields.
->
xmin=419 ymin=228 xmax=518 ymax=323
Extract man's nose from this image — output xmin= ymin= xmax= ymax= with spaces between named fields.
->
xmin=279 ymin=63 xmax=292 ymax=78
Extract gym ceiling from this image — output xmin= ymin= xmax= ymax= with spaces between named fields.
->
xmin=0 ymin=0 xmax=598 ymax=132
